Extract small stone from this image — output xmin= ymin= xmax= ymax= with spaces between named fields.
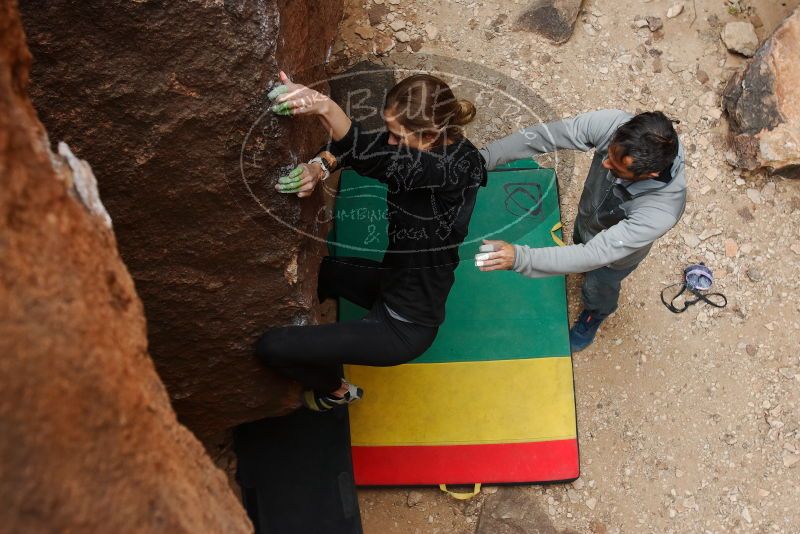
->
xmin=407 ymin=491 xmax=423 ymax=507
xmin=742 ymin=506 xmax=752 ymax=524
xmin=724 ymin=239 xmax=738 ymax=257
xmin=687 ymin=105 xmax=702 ymax=123
xmin=667 ymin=3 xmax=684 ymax=18
xmin=646 ymin=16 xmax=663 ymax=31
xmin=585 ymin=497 xmax=597 ymax=510
xmin=389 ymin=20 xmax=406 ymax=31
xmin=589 ymin=519 xmax=608 ymax=534
xmin=745 ymin=344 xmax=758 ymax=356
xmin=696 ymin=69 xmax=709 ymax=84
xmin=722 ymin=22 xmax=759 ymax=57
xmin=567 ymin=489 xmax=581 ymax=503
xmin=425 ymin=23 xmax=439 ymax=40
xmin=634 ymin=17 xmax=649 ymax=29
xmin=395 ymin=30 xmax=411 ymax=43
xmin=572 ymin=478 xmax=585 ymax=490
xmin=778 ymin=368 xmax=796 ymax=380
xmin=761 ymin=182 xmax=776 ymax=201
xmin=372 ymin=34 xmax=395 ymax=55
xmin=367 ymin=4 xmax=389 ymax=25
xmin=699 ymin=228 xmax=722 ymax=241
xmin=682 ymin=232 xmax=700 ymax=248
xmin=354 ymin=26 xmax=375 ymax=40
xmin=737 ymin=207 xmax=754 ymax=221
xmin=745 ymin=188 xmax=762 ymax=204
xmin=652 ymin=57 xmax=663 ymax=73
xmin=745 ymin=267 xmax=762 ymax=282
xmin=667 ymin=62 xmax=685 ymax=73
xmin=790 ymin=243 xmax=800 ymax=255
xmin=782 ymin=451 xmax=800 ymax=468
xmin=757 ymin=488 xmax=770 ymax=498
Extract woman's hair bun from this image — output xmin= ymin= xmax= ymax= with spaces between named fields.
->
xmin=453 ymin=99 xmax=477 ymax=126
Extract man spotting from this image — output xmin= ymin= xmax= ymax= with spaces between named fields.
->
xmin=475 ymin=110 xmax=686 ymax=351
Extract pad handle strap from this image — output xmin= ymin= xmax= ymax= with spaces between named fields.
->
xmin=439 ymin=483 xmax=482 ymax=500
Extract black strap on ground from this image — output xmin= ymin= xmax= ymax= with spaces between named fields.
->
xmin=233 ymin=405 xmax=362 ymax=534
xmin=660 ymin=282 xmax=728 ymax=313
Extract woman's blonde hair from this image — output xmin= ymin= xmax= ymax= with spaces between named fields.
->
xmin=384 ymin=74 xmax=476 ymax=146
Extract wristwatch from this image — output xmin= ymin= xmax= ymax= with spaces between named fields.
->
xmin=308 ymin=156 xmax=331 ymax=181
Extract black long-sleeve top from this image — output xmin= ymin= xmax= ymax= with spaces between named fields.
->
xmin=328 ymin=121 xmax=487 ymax=326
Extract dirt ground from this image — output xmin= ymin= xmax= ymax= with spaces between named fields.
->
xmin=330 ymin=0 xmax=800 ymax=532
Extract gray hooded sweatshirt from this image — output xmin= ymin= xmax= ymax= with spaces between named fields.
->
xmin=479 ymin=109 xmax=687 ymax=277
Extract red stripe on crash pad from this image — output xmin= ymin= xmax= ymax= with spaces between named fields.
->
xmin=352 ymin=439 xmax=579 ymax=485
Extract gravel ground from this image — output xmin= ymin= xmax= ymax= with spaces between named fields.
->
xmin=331 ymin=1 xmax=800 ymax=532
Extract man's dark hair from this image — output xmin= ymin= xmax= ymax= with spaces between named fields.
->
xmin=610 ymin=111 xmax=679 ymax=176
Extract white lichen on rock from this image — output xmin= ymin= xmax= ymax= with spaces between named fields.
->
xmin=58 ymin=142 xmax=112 ymax=228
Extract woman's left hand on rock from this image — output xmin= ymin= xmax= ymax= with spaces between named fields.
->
xmin=268 ymin=71 xmax=330 ymax=117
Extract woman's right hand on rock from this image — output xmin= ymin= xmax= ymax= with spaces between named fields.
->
xmin=275 ymin=162 xmax=325 ymax=198
xmin=268 ymin=71 xmax=330 ymax=117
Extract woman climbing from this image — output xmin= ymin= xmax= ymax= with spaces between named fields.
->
xmin=257 ymin=71 xmax=486 ymax=412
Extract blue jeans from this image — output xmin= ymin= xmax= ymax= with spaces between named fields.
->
xmin=581 ymin=264 xmax=639 ymax=321
xmin=573 ymin=224 xmax=639 ymax=320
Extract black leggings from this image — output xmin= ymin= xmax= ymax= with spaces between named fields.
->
xmin=256 ymin=257 xmax=438 ymax=394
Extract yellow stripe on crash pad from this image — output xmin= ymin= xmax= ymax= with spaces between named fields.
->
xmin=345 ymin=357 xmax=576 ymax=447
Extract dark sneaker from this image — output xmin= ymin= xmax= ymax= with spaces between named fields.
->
xmin=569 ymin=310 xmax=605 ymax=352
xmin=302 ymin=380 xmax=364 ymax=412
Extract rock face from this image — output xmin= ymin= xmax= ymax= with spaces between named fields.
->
xmin=0 ymin=2 xmax=251 ymax=531
xmin=723 ymin=8 xmax=800 ymax=177
xmin=514 ymin=0 xmax=585 ymax=44
xmin=722 ymin=21 xmax=759 ymax=57
xmin=19 ymin=0 xmax=344 ymax=438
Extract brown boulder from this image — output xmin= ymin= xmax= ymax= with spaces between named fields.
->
xmin=514 ymin=0 xmax=585 ymax=44
xmin=0 ymin=2 xmax=250 ymax=531
xmin=723 ymin=8 xmax=800 ymax=178
xmin=19 ymin=0 xmax=343 ymax=438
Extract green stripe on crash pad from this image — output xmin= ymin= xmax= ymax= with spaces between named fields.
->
xmin=332 ymin=159 xmax=569 ymax=363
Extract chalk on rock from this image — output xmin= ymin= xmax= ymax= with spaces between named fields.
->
xmin=58 ymin=142 xmax=112 ymax=229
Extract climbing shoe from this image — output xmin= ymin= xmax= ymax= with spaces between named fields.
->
xmin=302 ymin=380 xmax=363 ymax=412
xmin=569 ymin=310 xmax=605 ymax=352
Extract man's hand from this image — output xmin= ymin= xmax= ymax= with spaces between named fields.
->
xmin=274 ymin=162 xmax=325 ymax=198
xmin=268 ymin=71 xmax=330 ymax=117
xmin=474 ymin=239 xmax=516 ymax=272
